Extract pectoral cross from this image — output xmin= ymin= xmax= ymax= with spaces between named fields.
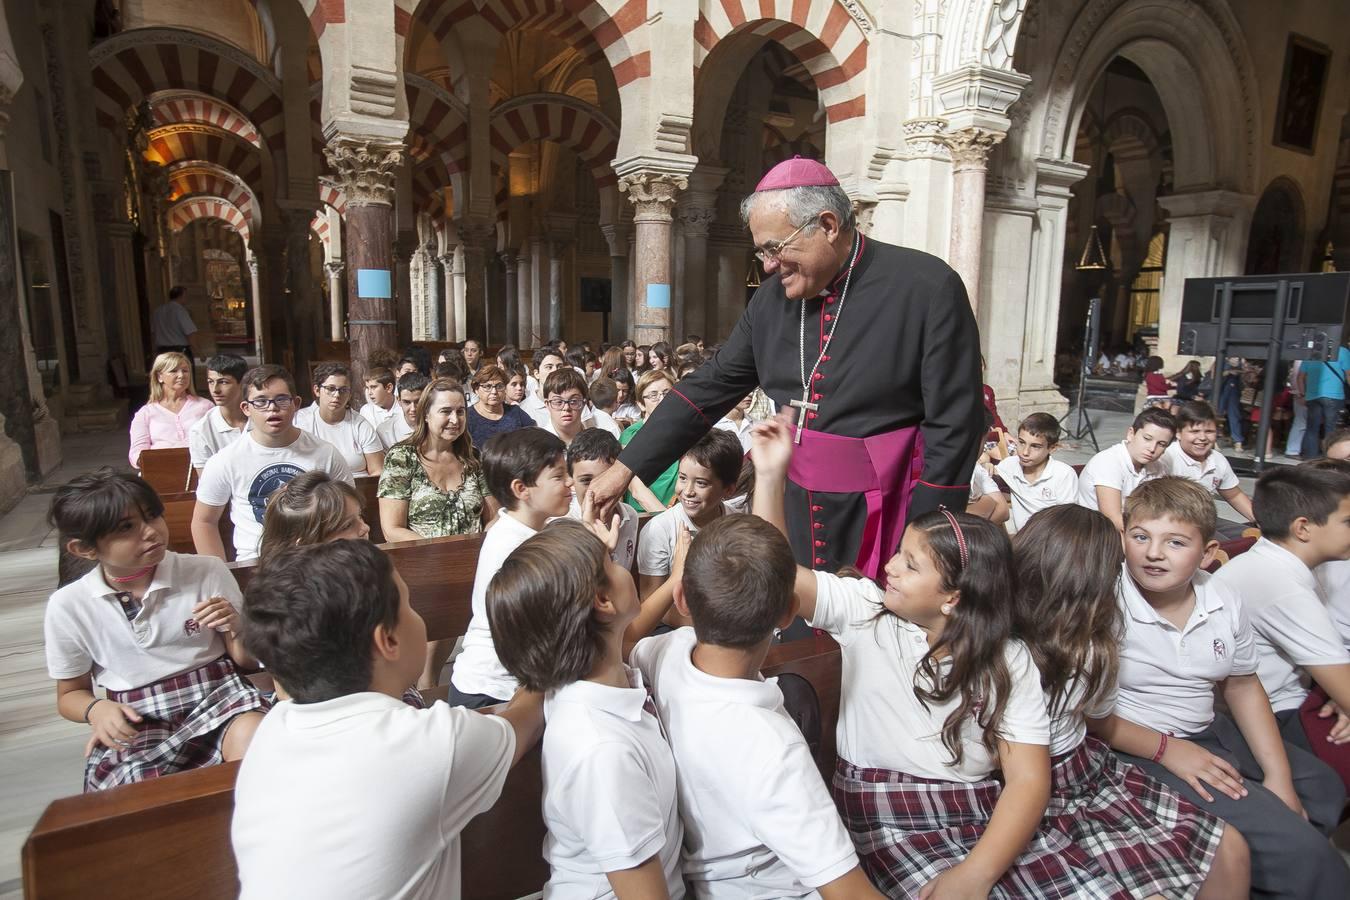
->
xmin=789 ymin=391 xmax=818 ymax=444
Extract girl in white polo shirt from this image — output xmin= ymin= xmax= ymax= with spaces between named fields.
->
xmin=1012 ymin=504 xmax=1248 ymax=898
xmin=44 ymin=472 xmax=269 ymax=791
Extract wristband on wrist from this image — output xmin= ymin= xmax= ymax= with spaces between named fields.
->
xmin=1151 ymin=732 xmax=1169 ymax=763
xmin=83 ymin=697 xmax=103 ymax=723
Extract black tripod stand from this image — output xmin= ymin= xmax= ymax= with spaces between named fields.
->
xmin=1060 ymin=297 xmax=1100 ymax=452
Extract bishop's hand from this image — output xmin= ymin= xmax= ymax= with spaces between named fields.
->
xmin=585 ymin=460 xmax=633 ymax=523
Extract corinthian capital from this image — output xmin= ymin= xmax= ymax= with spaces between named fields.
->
xmin=619 ymin=171 xmax=687 ymax=223
xmin=946 ymin=128 xmax=1006 ymax=174
xmin=323 ymin=138 xmax=403 ymax=207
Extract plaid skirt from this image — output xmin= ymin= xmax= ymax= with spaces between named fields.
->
xmin=84 ymin=657 xmax=269 ymax=792
xmin=832 ymin=758 xmax=1133 ymax=899
xmin=1045 ymin=737 xmax=1222 ymax=900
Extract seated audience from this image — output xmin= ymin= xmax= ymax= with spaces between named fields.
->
xmin=1077 ymin=407 xmax=1175 ymax=531
xmin=521 ymin=347 xmax=567 ymax=426
xmin=294 ymin=362 xmax=384 ymax=477
xmin=994 ymin=413 xmax=1078 ymax=532
xmin=129 ymin=351 xmax=213 ymax=468
xmin=188 ymin=353 xmax=249 ymax=472
xmin=467 ymin=363 xmax=535 ymax=448
xmin=612 ymin=369 xmax=641 ymax=425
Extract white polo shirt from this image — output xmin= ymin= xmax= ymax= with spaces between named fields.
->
xmin=1163 ymin=442 xmax=1239 ymax=497
xmin=995 ymin=456 xmax=1079 ymax=531
xmin=233 ymin=693 xmax=514 ymax=900
xmin=450 ymin=510 xmax=538 ymax=701
xmin=632 ymin=628 xmax=859 ymax=897
xmin=562 ymin=496 xmax=638 ymax=572
xmin=359 ymin=401 xmax=398 ymax=430
xmin=713 ymin=416 xmax=753 ymax=452
xmin=1047 ymin=670 xmax=1117 ymax=758
xmin=541 ymin=668 xmax=685 ymax=899
xmin=808 ymin=572 xmax=1050 ymax=781
xmin=295 ymin=406 xmax=384 ymax=476
xmin=637 ymin=502 xmax=742 ymax=578
xmin=1316 ymin=559 xmax=1350 ymax=650
xmin=520 ymin=392 xmax=550 ymax=428
xmin=188 ymin=406 xmax=249 ymax=470
xmin=44 ymin=552 xmax=238 ymax=691
xmin=969 ymin=465 xmax=998 ymax=500
xmin=377 ymin=412 xmax=415 ymax=449
xmin=1115 ymin=565 xmax=1258 ymax=736
xmin=1077 ymin=442 xmax=1167 ymax=511
xmin=1212 ymin=539 xmax=1350 ymax=712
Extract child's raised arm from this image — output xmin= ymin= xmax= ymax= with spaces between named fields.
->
xmin=750 ymin=411 xmax=819 ymax=622
xmin=626 ymin=526 xmax=691 ymax=645
xmin=1223 ymin=673 xmax=1305 ymax=817
xmin=489 ymin=688 xmax=545 ymax=768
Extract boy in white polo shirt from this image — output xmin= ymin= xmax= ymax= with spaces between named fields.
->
xmin=489 ymin=519 xmax=685 ymax=899
xmin=1163 ymin=401 xmax=1255 ymax=524
xmin=631 ymin=514 xmax=880 ymax=899
xmin=449 ymin=428 xmax=573 ymax=708
xmin=564 ymin=428 xmax=639 ymax=572
xmin=189 ymin=354 xmax=249 ymax=471
xmin=233 ymin=539 xmax=543 ymax=900
xmin=359 ymin=367 xmax=399 ymax=430
xmin=1213 ymin=462 xmax=1350 ymax=791
xmin=192 ymin=364 xmax=352 ymax=562
xmin=1089 ymin=477 xmax=1350 ymax=898
xmin=377 ymin=371 xmax=429 ymax=448
xmin=1076 ymin=407 xmax=1175 ymax=531
xmin=994 ymin=412 xmax=1078 ymax=532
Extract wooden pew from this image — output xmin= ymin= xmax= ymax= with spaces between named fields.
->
xmin=137 ymin=447 xmax=195 ymax=493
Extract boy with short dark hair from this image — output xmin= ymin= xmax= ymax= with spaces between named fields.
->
xmin=1164 ymin=401 xmax=1255 ymax=523
xmin=565 ymin=428 xmax=638 ymax=571
xmin=542 ymin=368 xmax=590 ymax=446
xmin=192 ymin=364 xmax=352 ymax=562
xmin=521 ymin=347 xmax=567 ymax=426
xmin=232 ymin=539 xmax=543 ymax=898
xmin=1077 ymin=406 xmax=1175 ymax=531
xmin=636 ymin=428 xmax=744 ymax=601
xmin=994 ymin=412 xmax=1078 ymax=531
xmin=377 ymin=371 xmax=430 ymax=448
xmin=1213 ymin=463 xmax=1350 ymax=790
xmin=631 ymin=513 xmax=878 ymax=899
xmin=1090 ymin=476 xmax=1350 ymax=898
xmin=189 ymin=353 xmax=249 ymax=471
xmin=359 ymin=366 xmax=398 ymax=430
xmin=589 ymin=377 xmax=619 ymax=415
xmin=449 ymin=428 xmax=574 ymax=708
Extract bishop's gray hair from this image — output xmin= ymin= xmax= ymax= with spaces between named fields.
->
xmin=739 ymin=184 xmax=856 ymax=232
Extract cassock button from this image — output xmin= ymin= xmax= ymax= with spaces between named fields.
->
xmin=826 ymin=296 xmax=836 ymax=305
xmin=813 ymin=522 xmax=823 ymax=530
xmin=813 ymin=372 xmax=824 ymax=381
xmin=812 ymin=392 xmax=822 ymax=401
xmin=814 ymin=557 xmax=825 ymax=565
xmin=814 ymin=540 xmax=825 ymax=548
xmin=824 ymin=313 xmax=834 ymax=322
xmin=811 ymin=505 xmax=823 ymax=512
xmin=807 ymin=411 xmax=818 ymax=420
xmin=822 ymin=355 xmax=831 ymax=361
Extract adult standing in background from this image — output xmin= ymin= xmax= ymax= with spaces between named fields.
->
xmin=1303 ymin=342 xmax=1350 ymax=458
xmin=151 ymin=286 xmax=199 ymax=366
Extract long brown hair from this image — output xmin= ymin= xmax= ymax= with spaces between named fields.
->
xmin=259 ymin=471 xmax=365 ymax=564
xmin=907 ymin=511 xmax=1015 ymax=767
xmin=1010 ymin=504 xmax=1123 ymax=722
xmin=402 ymin=378 xmax=478 ymax=472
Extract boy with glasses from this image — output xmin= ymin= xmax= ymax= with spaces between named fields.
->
xmin=192 ymin=364 xmax=353 ymax=562
xmin=541 ymin=369 xmax=591 ymax=446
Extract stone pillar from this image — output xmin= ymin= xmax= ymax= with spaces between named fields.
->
xmin=423 ymin=245 xmax=443 ymax=340
xmin=284 ymin=211 xmax=321 ymax=379
xmin=502 ymin=252 xmax=518 ymax=346
xmin=946 ymin=128 xmax=1004 ymax=311
xmin=247 ymin=256 xmax=265 ymax=360
xmin=258 ymin=228 xmax=289 ymax=366
xmin=516 ymin=250 xmax=534 ymax=346
xmin=325 ymin=138 xmax=402 ymax=386
xmin=529 ymin=235 xmax=546 ymax=343
xmin=457 ymin=219 xmax=494 ymax=345
xmin=325 ymin=261 xmax=345 ymax=341
xmin=451 ymin=244 xmax=467 ymax=343
xmin=393 ymin=231 xmax=417 ymax=347
xmin=677 ymin=205 xmax=717 ymax=341
xmin=439 ymin=252 xmax=458 ymax=342
xmin=601 ymin=224 xmax=631 ymax=343
xmin=618 ymin=171 xmax=687 ymax=346
xmin=546 ymin=234 xmax=573 ymax=342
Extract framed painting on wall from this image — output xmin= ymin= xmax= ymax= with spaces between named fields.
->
xmin=1273 ymin=34 xmax=1331 ymax=154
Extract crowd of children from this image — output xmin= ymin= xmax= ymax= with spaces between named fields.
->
xmin=40 ymin=337 xmax=1350 ymax=898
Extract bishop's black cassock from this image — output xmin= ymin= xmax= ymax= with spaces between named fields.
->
xmin=620 ymin=234 xmax=984 ymax=575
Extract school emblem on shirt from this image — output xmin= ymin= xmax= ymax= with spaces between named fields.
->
xmin=1212 ymin=477 xmax=1222 ymax=490
xmin=248 ymin=463 xmax=304 ymax=523
xmin=183 ymin=618 xmax=201 ymax=637
xmin=1040 ymin=487 xmax=1054 ymax=499
xmin=1212 ymin=638 xmax=1227 ymax=661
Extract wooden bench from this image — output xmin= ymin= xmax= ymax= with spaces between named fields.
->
xmin=137 ymin=447 xmax=195 ymax=494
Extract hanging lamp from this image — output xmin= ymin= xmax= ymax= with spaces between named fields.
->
xmin=1076 ymin=224 xmax=1109 ymax=271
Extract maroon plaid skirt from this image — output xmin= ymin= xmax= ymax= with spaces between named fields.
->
xmin=1045 ymin=737 xmax=1222 ymax=899
xmin=84 ymin=657 xmax=269 ymax=792
xmin=832 ymin=758 xmax=1133 ymax=899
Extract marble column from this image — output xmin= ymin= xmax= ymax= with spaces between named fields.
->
xmin=247 ymin=256 xmax=265 ymax=360
xmin=619 ymin=171 xmax=686 ymax=346
xmin=451 ymin=245 xmax=467 ymax=343
xmin=502 ymin=252 xmax=518 ymax=346
xmin=529 ymin=236 xmax=546 ymax=343
xmin=601 ymin=224 xmax=631 ymax=343
xmin=325 ymin=261 xmax=345 ymax=341
xmin=457 ymin=219 xmax=494 ymax=344
xmin=946 ymin=128 xmax=1005 ymax=311
xmin=324 ymin=138 xmax=402 ymax=387
xmin=677 ymin=206 xmax=716 ymax=341
xmin=547 ymin=236 xmax=570 ymax=341
xmin=258 ymin=228 xmax=289 ymax=367
xmin=439 ymin=252 xmax=458 ymax=342
xmin=393 ymin=231 xmax=418 ymax=347
xmin=516 ymin=250 xmax=534 ymax=347
xmin=424 ymin=246 xmax=443 ymax=341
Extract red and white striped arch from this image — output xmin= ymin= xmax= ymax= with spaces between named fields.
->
xmin=166 ymin=164 xmax=259 ymax=233
xmin=693 ymin=0 xmax=868 ymax=122
xmin=145 ymin=125 xmax=266 ymax=202
xmin=489 ymin=94 xmax=620 ymax=188
xmin=150 ymin=93 xmax=261 ymax=148
xmin=318 ymin=181 xmax=347 ymax=215
xmin=406 ymin=74 xmax=469 ymax=208
xmin=168 ymin=196 xmax=252 ymax=248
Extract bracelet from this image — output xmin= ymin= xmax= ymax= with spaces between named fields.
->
xmin=1151 ymin=732 xmax=1169 ymax=763
xmin=83 ymin=698 xmax=103 ymax=723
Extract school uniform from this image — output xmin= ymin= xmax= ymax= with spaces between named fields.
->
xmin=187 ymin=406 xmax=248 ymax=470
xmin=636 ymin=502 xmax=741 ymax=579
xmin=968 ymin=465 xmax=998 ymax=502
xmin=809 ymin=572 xmax=1126 ymax=897
xmin=540 ymin=668 xmax=685 ymax=899
xmin=712 ymin=415 xmax=753 ymax=452
xmin=294 ymin=406 xmax=384 ymax=476
xmin=359 ymin=400 xmax=398 ymax=430
xmin=43 ymin=552 xmax=268 ymax=791
xmin=1077 ymin=442 xmax=1166 ymax=511
xmin=1112 ymin=565 xmax=1350 ymax=898
xmin=377 ymin=412 xmax=415 ymax=449
xmin=1162 ymin=442 xmax=1240 ymax=498
xmin=233 ymin=693 xmax=515 ymax=900
xmin=563 ymin=495 xmax=638 ymax=572
xmin=1213 ymin=539 xmax=1350 ymax=788
xmin=994 ymin=456 xmax=1078 ymax=531
xmin=1316 ymin=559 xmax=1350 ymax=649
xmin=448 ymin=510 xmax=536 ymax=706
xmin=632 ymin=628 xmax=859 ymax=898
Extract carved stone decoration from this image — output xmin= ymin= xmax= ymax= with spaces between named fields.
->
xmin=839 ymin=0 xmax=875 ymax=34
xmin=600 ymin=223 xmax=631 ymax=257
xmin=323 ymin=139 xmax=404 ymax=207
xmin=619 ymin=171 xmax=687 ymax=223
xmin=982 ymin=0 xmax=1025 ymax=69
xmin=349 ymin=65 xmax=400 ymax=119
xmin=676 ymin=206 xmax=716 ymax=237
xmin=901 ymin=117 xmax=952 ymax=160
xmin=324 ymin=260 xmax=345 ymax=278
xmin=946 ymin=127 xmax=1006 ymax=173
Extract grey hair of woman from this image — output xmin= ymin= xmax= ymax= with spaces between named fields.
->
xmin=738 ymin=184 xmax=856 ymax=231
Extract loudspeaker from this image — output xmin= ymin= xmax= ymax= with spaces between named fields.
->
xmin=1176 ymin=272 xmax=1350 ymax=360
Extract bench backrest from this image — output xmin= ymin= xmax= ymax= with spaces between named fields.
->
xmin=138 ymin=447 xmax=194 ymax=493
xmin=23 ymin=637 xmax=841 ymax=900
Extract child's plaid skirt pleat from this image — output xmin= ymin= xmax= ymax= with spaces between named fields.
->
xmin=84 ymin=656 xmax=269 ymax=792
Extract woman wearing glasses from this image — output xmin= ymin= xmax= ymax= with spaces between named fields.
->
xmin=618 ymin=368 xmax=680 ymax=512
xmin=466 ymin=363 xmax=536 ymax=449
xmin=128 ymin=351 xmax=213 ymax=468
xmin=294 ymin=363 xmax=385 ymax=477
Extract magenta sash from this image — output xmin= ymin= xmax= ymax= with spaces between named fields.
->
xmin=787 ymin=425 xmax=924 ymax=578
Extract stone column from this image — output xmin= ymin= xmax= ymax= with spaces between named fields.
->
xmin=677 ymin=205 xmax=717 ymax=341
xmin=601 ymin=224 xmax=631 ymax=343
xmin=325 ymin=138 xmax=402 ymax=386
xmin=439 ymin=252 xmax=458 ymax=342
xmin=457 ymin=219 xmax=494 ymax=345
xmin=546 ymin=232 xmax=574 ymax=342
xmin=945 ymin=128 xmax=1004 ymax=311
xmin=258 ymin=228 xmax=289 ymax=367
xmin=618 ymin=171 xmax=687 ymax=346
xmin=451 ymin=244 xmax=467 ymax=343
xmin=423 ymin=245 xmax=443 ymax=340
xmin=516 ymin=249 xmax=534 ymax=346
xmin=283 ymin=211 xmax=321 ymax=380
xmin=247 ymin=256 xmax=265 ymax=360
xmin=325 ymin=261 xmax=345 ymax=341
xmin=393 ymin=231 xmax=418 ymax=346
xmin=502 ymin=252 xmax=518 ymax=346
xmin=529 ymin=235 xmax=546 ymax=343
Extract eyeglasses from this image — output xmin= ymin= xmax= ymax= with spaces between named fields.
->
xmin=753 ymin=216 xmax=820 ymax=263
xmin=642 ymin=389 xmax=671 ymax=403
xmin=318 ymin=385 xmax=352 ymax=397
xmin=478 ymin=382 xmax=505 ymax=393
xmin=244 ymin=395 xmax=297 ymax=410
xmin=547 ymin=397 xmax=587 ymax=410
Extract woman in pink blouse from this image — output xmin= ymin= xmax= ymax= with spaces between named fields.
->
xmin=128 ymin=351 xmax=213 ymax=467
